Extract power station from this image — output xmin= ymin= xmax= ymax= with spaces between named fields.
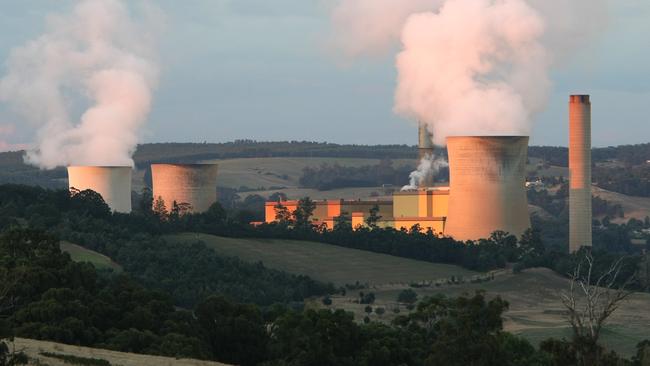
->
xmin=63 ymin=95 xmax=593 ymax=249
xmin=151 ymin=163 xmax=219 ymax=213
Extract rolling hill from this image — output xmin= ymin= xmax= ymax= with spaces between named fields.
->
xmin=170 ymin=233 xmax=650 ymax=357
xmin=13 ymin=338 xmax=230 ymax=366
xmin=60 ymin=241 xmax=123 ymax=273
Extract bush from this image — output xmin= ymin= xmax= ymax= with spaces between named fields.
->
xmin=397 ymin=289 xmax=418 ymax=304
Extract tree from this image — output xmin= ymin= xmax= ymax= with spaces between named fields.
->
xmin=274 ymin=203 xmax=292 ymax=225
xmin=293 ymin=197 xmax=316 ymax=230
xmin=375 ymin=307 xmax=385 ymax=317
xmin=138 ymin=187 xmax=154 ymax=215
xmin=0 ymin=268 xmax=26 ymax=365
xmin=195 ymin=296 xmax=267 ymax=366
xmin=364 ymin=305 xmax=373 ymax=315
xmin=397 ymin=289 xmax=418 ymax=305
xmin=153 ymin=196 xmax=168 ymax=218
xmin=559 ymin=251 xmax=635 ymax=365
xmin=365 ymin=205 xmax=382 ymax=228
xmin=519 ymin=228 xmax=545 ymax=259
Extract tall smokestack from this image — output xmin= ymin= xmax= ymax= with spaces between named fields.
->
xmin=418 ymin=121 xmax=434 ymax=187
xmin=67 ymin=166 xmax=132 ymax=213
xmin=569 ymin=95 xmax=592 ymax=252
xmin=445 ymin=136 xmax=531 ymax=241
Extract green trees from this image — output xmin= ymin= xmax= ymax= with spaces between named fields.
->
xmin=195 ymin=296 xmax=267 ymax=366
xmin=267 ymin=309 xmax=361 ymax=366
xmin=397 ymin=289 xmax=418 ymax=305
xmin=365 ymin=205 xmax=382 ymax=228
xmin=293 ymin=197 xmax=316 ymax=230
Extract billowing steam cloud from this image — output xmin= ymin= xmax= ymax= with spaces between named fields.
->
xmin=395 ymin=0 xmax=549 ymax=144
xmin=402 ymin=153 xmax=448 ymax=191
xmin=329 ymin=0 xmax=606 ymax=145
xmin=0 ymin=0 xmax=161 ymax=169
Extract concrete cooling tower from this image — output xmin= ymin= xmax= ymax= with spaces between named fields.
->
xmin=445 ymin=136 xmax=530 ymax=241
xmin=151 ymin=163 xmax=218 ymax=214
xmin=569 ymin=95 xmax=592 ymax=252
xmin=67 ymin=166 xmax=133 ymax=213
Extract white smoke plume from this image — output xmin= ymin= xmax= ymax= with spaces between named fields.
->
xmin=0 ymin=0 xmax=162 ymax=169
xmin=401 ymin=153 xmax=448 ymax=191
xmin=329 ymin=0 xmax=607 ymax=145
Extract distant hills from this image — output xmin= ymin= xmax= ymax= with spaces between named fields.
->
xmin=0 ymin=141 xmax=648 ymax=189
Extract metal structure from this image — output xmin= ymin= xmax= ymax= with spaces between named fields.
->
xmin=445 ymin=136 xmax=530 ymax=241
xmin=151 ymin=163 xmax=218 ymax=214
xmin=67 ymin=166 xmax=133 ymax=213
xmin=418 ymin=121 xmax=435 ymax=187
xmin=569 ymin=95 xmax=592 ymax=252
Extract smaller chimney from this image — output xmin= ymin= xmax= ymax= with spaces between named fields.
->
xmin=418 ymin=121 xmax=434 ymax=187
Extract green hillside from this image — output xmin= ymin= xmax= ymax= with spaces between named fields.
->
xmin=60 ymin=241 xmax=122 ymax=273
xmin=166 ymin=233 xmax=477 ymax=286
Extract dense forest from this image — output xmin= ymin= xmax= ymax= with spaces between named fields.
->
xmin=1 ymin=184 xmax=650 ymax=365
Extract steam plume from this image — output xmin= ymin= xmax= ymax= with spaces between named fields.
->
xmin=0 ymin=0 xmax=161 ymax=169
xmin=329 ymin=0 xmax=606 ymax=145
xmin=402 ymin=153 xmax=448 ymax=191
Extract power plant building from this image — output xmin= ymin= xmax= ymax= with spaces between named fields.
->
xmin=151 ymin=163 xmax=219 ymax=214
xmin=569 ymin=95 xmax=593 ymax=252
xmin=67 ymin=166 xmax=133 ymax=213
xmin=264 ymin=135 xmax=532 ymax=241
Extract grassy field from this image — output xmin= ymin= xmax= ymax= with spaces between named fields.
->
xmin=13 ymin=338 xmax=229 ymax=366
xmin=167 ymin=233 xmax=477 ymax=286
xmin=169 ymin=233 xmax=650 ymax=357
xmin=60 ymin=242 xmax=122 ymax=273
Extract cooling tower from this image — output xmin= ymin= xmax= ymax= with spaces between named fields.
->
xmin=418 ymin=121 xmax=435 ymax=187
xmin=569 ymin=95 xmax=592 ymax=252
xmin=151 ymin=163 xmax=218 ymax=214
xmin=445 ymin=136 xmax=530 ymax=241
xmin=67 ymin=166 xmax=132 ymax=213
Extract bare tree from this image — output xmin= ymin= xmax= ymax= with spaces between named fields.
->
xmin=560 ymin=252 xmax=635 ymax=365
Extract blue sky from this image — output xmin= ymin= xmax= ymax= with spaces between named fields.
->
xmin=0 ymin=0 xmax=648 ymax=148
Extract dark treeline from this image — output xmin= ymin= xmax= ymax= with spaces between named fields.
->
xmin=134 ymin=141 xmax=417 ymax=168
xmin=594 ymin=166 xmax=650 ymax=197
xmin=528 ymin=143 xmax=650 ymax=167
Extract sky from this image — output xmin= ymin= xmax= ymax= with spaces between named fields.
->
xmin=0 ymin=0 xmax=648 ymax=150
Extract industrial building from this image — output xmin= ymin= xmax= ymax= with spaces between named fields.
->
xmin=151 ymin=163 xmax=219 ymax=214
xmin=265 ymin=128 xmax=536 ymax=240
xmin=67 ymin=166 xmax=133 ymax=213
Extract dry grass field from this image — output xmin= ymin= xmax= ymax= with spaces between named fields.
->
xmin=593 ymin=186 xmax=650 ymax=223
xmin=13 ymin=338 xmax=230 ymax=366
